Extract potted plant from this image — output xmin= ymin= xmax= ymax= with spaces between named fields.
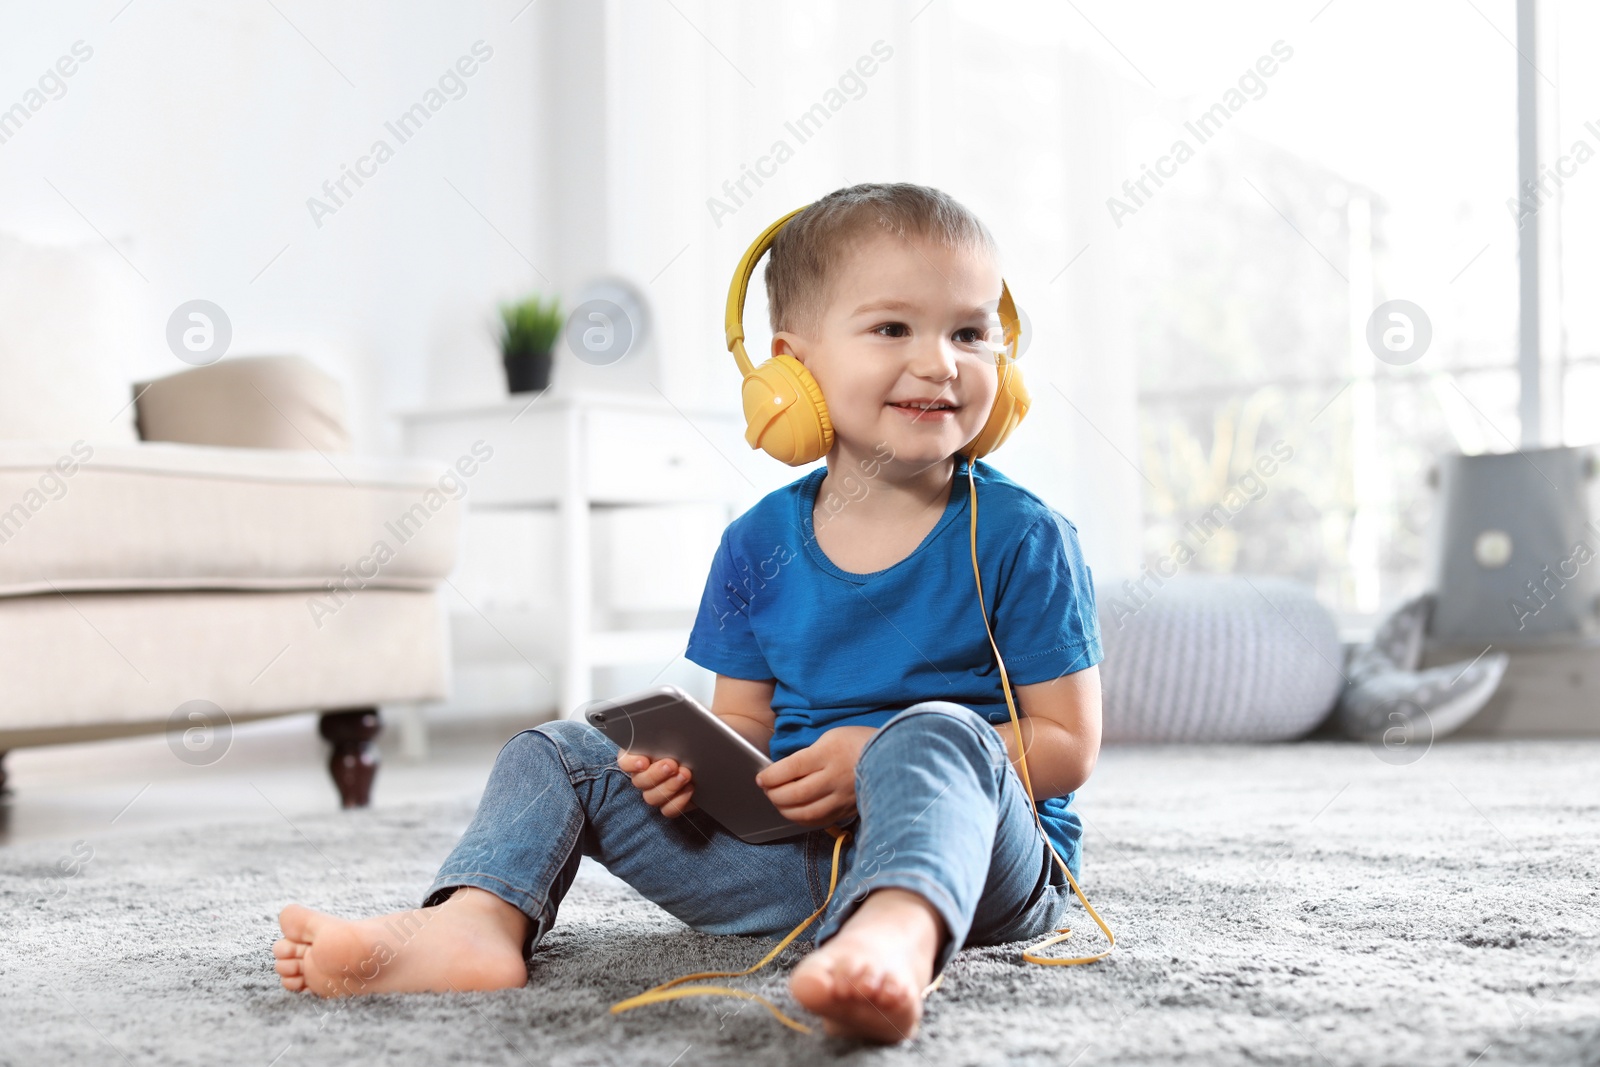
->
xmin=497 ymin=292 xmax=564 ymax=393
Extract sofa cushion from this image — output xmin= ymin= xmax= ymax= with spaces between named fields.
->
xmin=135 ymin=355 xmax=353 ymax=453
xmin=0 ymin=587 xmax=446 ymax=737
xmin=0 ymin=441 xmax=463 ymax=598
xmin=0 ymin=233 xmax=141 ymax=445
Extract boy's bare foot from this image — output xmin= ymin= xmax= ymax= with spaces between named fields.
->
xmin=789 ymin=887 xmax=946 ymax=1043
xmin=273 ymin=886 xmax=530 ymax=996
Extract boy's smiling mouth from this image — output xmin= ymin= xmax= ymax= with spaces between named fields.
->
xmin=887 ymin=396 xmax=960 ymax=421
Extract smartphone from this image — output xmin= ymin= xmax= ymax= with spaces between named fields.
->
xmin=584 ymin=683 xmax=810 ymax=844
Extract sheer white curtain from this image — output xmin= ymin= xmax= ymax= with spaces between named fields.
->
xmin=589 ymin=0 xmax=1146 ymax=576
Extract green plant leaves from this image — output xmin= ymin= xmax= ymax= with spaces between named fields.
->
xmin=497 ymin=293 xmax=564 ymax=356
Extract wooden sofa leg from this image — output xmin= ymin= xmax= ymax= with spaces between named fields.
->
xmin=319 ymin=709 xmax=381 ymax=808
xmin=0 ymin=750 xmax=9 ymax=798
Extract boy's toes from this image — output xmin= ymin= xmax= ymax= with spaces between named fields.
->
xmin=789 ymin=956 xmax=840 ymax=1010
xmin=273 ymin=938 xmax=306 ymax=960
xmin=792 ymin=951 xmax=922 ymax=1042
xmin=833 ymin=963 xmax=878 ymax=1003
xmin=275 ymin=957 xmax=303 ymax=979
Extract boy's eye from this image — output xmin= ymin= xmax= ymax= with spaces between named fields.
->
xmin=874 ymin=323 xmax=990 ymax=344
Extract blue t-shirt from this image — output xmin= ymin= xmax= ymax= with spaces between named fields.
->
xmin=684 ymin=453 xmax=1102 ymax=879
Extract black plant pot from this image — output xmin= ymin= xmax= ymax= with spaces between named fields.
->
xmin=503 ymin=350 xmax=553 ymax=394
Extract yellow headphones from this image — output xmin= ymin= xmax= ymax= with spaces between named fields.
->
xmin=722 ymin=204 xmax=1033 ymax=465
xmin=611 ymin=202 xmax=1113 ymax=1034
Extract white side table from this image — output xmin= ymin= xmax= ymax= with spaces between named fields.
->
xmin=397 ymin=388 xmax=772 ymax=718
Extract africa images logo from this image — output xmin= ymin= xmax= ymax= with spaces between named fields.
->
xmin=705 ymin=40 xmax=894 ymax=228
xmin=306 ymin=41 xmax=494 ymax=229
xmin=1105 ymin=39 xmax=1294 ymax=228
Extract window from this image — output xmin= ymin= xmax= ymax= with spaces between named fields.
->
xmin=1549 ymin=0 xmax=1600 ymax=445
xmin=1122 ymin=0 xmax=1521 ymax=622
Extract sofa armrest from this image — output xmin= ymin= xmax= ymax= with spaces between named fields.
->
xmin=133 ymin=355 xmax=351 ymax=453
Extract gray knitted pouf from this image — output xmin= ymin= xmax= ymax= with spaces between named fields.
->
xmin=1094 ymin=574 xmax=1345 ymax=742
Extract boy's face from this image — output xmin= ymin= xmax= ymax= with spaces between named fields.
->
xmin=773 ymin=231 xmax=1004 ymax=475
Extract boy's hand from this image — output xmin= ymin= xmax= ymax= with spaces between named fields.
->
xmin=755 ymin=725 xmax=876 ymax=829
xmin=618 ymin=751 xmax=698 ymax=817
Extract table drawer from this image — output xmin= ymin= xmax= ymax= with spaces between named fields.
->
xmin=402 ymin=413 xmax=562 ymax=506
xmin=585 ymin=407 xmax=744 ymax=502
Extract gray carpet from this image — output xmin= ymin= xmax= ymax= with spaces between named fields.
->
xmin=3 ymin=739 xmax=1598 ymax=1066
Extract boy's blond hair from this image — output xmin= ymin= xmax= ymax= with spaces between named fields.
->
xmin=763 ymin=182 xmax=998 ymax=338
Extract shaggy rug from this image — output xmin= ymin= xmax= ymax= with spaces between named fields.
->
xmin=3 ymin=739 xmax=1598 ymax=1066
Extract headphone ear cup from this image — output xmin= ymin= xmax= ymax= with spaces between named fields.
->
xmin=740 ymin=353 xmax=834 ymax=466
xmin=963 ymin=361 xmax=1031 ymax=460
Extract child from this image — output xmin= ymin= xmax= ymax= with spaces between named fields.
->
xmin=272 ymin=182 xmax=1104 ymax=1045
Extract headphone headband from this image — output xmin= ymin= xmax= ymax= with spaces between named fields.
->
xmin=723 ymin=200 xmax=1030 ymax=466
xmin=724 ymin=203 xmax=1021 ymax=375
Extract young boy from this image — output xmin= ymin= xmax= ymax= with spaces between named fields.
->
xmin=272 ymin=183 xmax=1103 ymax=1045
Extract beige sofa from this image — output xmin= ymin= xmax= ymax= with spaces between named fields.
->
xmin=0 ymin=236 xmax=458 ymax=807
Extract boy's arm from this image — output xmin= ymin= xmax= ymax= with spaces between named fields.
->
xmin=993 ymin=665 xmax=1102 ymax=800
xmin=710 ymin=673 xmax=777 ymax=752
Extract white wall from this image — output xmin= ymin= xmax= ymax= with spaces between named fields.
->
xmin=0 ymin=0 xmax=549 ymax=452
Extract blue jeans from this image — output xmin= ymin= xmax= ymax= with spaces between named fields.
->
xmin=422 ymin=700 xmax=1077 ymax=979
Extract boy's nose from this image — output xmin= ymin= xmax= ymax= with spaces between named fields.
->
xmin=909 ymin=338 xmax=961 ymax=380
